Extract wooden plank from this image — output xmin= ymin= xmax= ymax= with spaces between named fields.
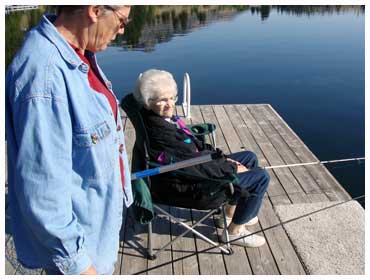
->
xmin=119 ymin=107 xmax=128 ymax=127
xmin=307 ymin=193 xmax=331 ymax=203
xmin=195 ymin=105 xmax=268 ymax=274
xmin=170 ymin=207 xmax=199 ymax=275
xmin=264 ymin=226 xmax=306 ymax=275
xmin=257 ymin=197 xmax=306 ymax=274
xmin=173 ymin=105 xmax=204 ymax=275
xmin=5 ymin=234 xmax=42 ymax=275
xmin=113 ymin=251 xmax=123 ymax=275
xmin=15 ymin=266 xmax=43 ymax=275
xmin=123 ymin=128 xmax=136 ymax=168
xmin=213 ymin=105 xmax=244 ymax=153
xmin=252 ymin=105 xmax=320 ymax=196
xmin=176 ymin=106 xmax=188 ymax=127
xmin=223 ymin=105 xmax=291 ymax=206
xmin=147 ymin=205 xmax=173 ymax=275
xmin=245 ymin=222 xmax=280 ymax=275
xmin=197 ymin=105 xmax=240 ymax=274
xmin=236 ymin=105 xmax=309 ymax=204
xmin=263 ymin=105 xmax=351 ymax=201
xmin=5 ymin=235 xmax=18 ymax=275
xmin=190 ymin=105 xmax=256 ymax=274
xmin=213 ymin=221 xmax=253 ymax=275
xmin=185 ymin=105 xmax=230 ymax=274
xmin=121 ymin=210 xmax=148 ymax=275
xmin=212 ymin=105 xmax=277 ymax=272
xmin=248 ymin=106 xmax=329 ymax=202
xmin=123 ymin=112 xmax=134 ymax=130
xmin=206 ymin=105 xmax=289 ymax=274
xmin=115 ymin=206 xmax=129 ymax=275
xmin=191 ymin=210 xmax=227 ymax=275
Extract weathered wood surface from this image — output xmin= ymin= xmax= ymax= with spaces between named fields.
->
xmin=5 ymin=104 xmax=351 ymax=275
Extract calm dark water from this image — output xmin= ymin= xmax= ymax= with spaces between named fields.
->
xmin=6 ymin=6 xmax=365 ymax=203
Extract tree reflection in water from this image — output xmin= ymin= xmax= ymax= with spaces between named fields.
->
xmin=5 ymin=5 xmax=365 ymax=68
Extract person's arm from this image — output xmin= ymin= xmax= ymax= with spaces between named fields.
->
xmin=12 ymin=92 xmax=93 ymax=274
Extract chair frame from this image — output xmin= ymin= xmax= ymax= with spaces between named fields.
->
xmin=121 ymin=94 xmax=234 ymax=260
xmin=143 ymin=135 xmax=233 ymax=260
xmin=147 ymin=194 xmax=233 ymax=260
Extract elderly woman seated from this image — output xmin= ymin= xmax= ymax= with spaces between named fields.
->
xmin=133 ymin=69 xmax=270 ymax=248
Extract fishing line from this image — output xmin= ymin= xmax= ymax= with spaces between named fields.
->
xmin=263 ymin=157 xmax=365 ymax=170
xmin=218 ymin=194 xmax=365 ymax=247
xmin=134 ymin=194 xmax=365 ymax=274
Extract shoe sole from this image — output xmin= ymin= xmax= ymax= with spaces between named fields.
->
xmin=230 ymin=238 xmax=266 ymax=248
xmin=221 ymin=235 xmax=266 ymax=248
xmin=217 ymin=217 xmax=259 ymax=229
xmin=244 ymin=217 xmax=259 ymax=227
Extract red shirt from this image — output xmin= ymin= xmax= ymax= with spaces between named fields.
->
xmin=70 ymin=44 xmax=125 ymax=188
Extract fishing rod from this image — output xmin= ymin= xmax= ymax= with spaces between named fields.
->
xmin=131 ymin=153 xmax=218 ymax=181
xmin=131 ymin=153 xmax=365 ymax=180
xmin=263 ymin=157 xmax=365 ymax=170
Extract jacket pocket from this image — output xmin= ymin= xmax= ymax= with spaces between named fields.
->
xmin=72 ymin=121 xmax=115 ymax=181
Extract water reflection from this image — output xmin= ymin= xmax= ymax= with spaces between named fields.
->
xmin=5 ymin=5 xmax=365 ymax=68
xmin=114 ymin=6 xmax=249 ymax=52
xmin=117 ymin=5 xmax=364 ymax=51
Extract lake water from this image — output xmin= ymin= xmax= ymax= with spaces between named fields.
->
xmin=6 ymin=6 xmax=365 ymax=203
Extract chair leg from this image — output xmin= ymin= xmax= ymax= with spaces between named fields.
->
xmin=147 ymin=222 xmax=156 ymax=260
xmin=153 ymin=205 xmax=231 ymax=255
xmin=221 ymin=204 xmax=232 ymax=253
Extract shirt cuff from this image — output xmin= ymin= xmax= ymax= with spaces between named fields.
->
xmin=53 ymin=247 xmax=92 ymax=275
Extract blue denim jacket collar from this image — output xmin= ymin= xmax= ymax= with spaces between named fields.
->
xmin=40 ymin=14 xmax=114 ymax=91
xmin=40 ymin=14 xmax=86 ymax=70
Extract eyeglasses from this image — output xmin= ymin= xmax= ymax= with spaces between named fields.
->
xmin=151 ymin=95 xmax=178 ymax=106
xmin=105 ymin=6 xmax=131 ymax=29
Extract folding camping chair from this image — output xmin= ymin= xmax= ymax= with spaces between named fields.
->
xmin=121 ymin=93 xmax=237 ymax=260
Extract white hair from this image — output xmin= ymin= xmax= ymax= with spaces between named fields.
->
xmin=133 ymin=69 xmax=178 ymax=108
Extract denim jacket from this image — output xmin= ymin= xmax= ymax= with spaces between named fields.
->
xmin=5 ymin=14 xmax=133 ymax=274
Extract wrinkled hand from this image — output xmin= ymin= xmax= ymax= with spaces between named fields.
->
xmin=236 ymin=164 xmax=248 ymax=173
xmin=80 ymin=265 xmax=97 ymax=275
xmin=227 ymin=158 xmax=249 ymax=173
xmin=215 ymin=148 xmax=224 ymax=157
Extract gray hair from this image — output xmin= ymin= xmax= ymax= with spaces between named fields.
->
xmin=56 ymin=5 xmax=125 ymax=16
xmin=133 ymin=69 xmax=178 ymax=108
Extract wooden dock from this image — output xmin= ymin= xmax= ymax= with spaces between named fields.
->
xmin=5 ymin=104 xmax=352 ymax=275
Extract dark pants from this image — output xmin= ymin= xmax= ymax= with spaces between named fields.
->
xmin=226 ymin=151 xmax=270 ymax=225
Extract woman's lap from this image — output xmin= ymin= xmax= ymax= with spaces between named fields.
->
xmin=226 ymin=150 xmax=270 ymax=224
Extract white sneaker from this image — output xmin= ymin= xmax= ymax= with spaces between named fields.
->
xmin=221 ymin=228 xmax=266 ymax=248
xmin=216 ymin=216 xmax=259 ymax=228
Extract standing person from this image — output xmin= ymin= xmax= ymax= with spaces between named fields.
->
xmin=133 ymin=69 xmax=269 ymax=248
xmin=5 ymin=6 xmax=133 ymax=275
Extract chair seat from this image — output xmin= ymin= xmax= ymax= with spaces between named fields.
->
xmin=150 ymin=175 xmax=231 ymax=210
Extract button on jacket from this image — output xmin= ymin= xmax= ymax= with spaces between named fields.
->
xmin=5 ymin=14 xmax=133 ymax=274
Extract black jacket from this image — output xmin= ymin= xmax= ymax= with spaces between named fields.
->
xmin=141 ymin=108 xmax=237 ymax=209
xmin=141 ymin=108 xmax=237 ymax=180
